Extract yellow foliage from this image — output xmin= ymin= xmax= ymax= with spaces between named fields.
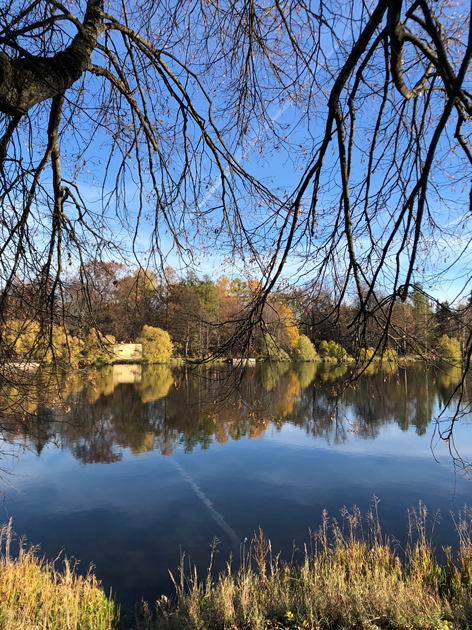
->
xmin=136 ymin=326 xmax=173 ymax=363
xmin=2 ymin=319 xmax=83 ymax=365
xmin=294 ymin=362 xmax=317 ymax=388
xmin=130 ymin=432 xmax=155 ymax=456
xmin=229 ymin=277 xmax=247 ymax=300
xmin=2 ymin=319 xmax=40 ymax=355
xmin=437 ymin=334 xmax=461 ymax=365
xmin=83 ymin=329 xmax=115 ymax=365
xmin=320 ymin=364 xmax=348 ymax=381
xmin=278 ymin=304 xmax=300 ymax=350
xmin=136 ymin=365 xmax=174 ymax=402
xmin=85 ymin=367 xmax=115 ymax=403
xmin=261 ymin=362 xmax=290 ymax=392
xmin=216 ymin=274 xmax=231 ymax=297
xmin=292 ymin=335 xmax=317 ymax=362
xmin=274 ymin=370 xmax=300 ymax=418
xmin=247 ymin=279 xmax=261 ymax=295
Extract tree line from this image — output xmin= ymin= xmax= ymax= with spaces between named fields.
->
xmin=2 ymin=260 xmax=469 ymax=365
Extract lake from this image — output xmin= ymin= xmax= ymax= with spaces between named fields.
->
xmin=1 ymin=362 xmax=472 ymax=619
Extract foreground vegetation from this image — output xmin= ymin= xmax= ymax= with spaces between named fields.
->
xmin=4 ymin=503 xmax=472 ymax=629
xmin=0 ymin=521 xmax=118 ymax=630
xmin=140 ymin=503 xmax=472 ymax=630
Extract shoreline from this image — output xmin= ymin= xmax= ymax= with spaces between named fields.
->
xmin=2 ymin=505 xmax=472 ymax=630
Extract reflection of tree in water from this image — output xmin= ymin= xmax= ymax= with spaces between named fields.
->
xmin=261 ymin=363 xmax=290 ymax=392
xmin=5 ymin=363 xmax=467 ymax=465
xmin=434 ymin=365 xmax=463 ymax=408
xmin=135 ymin=366 xmax=174 ymax=403
xmin=319 ymin=364 xmax=347 ymax=381
xmin=289 ymin=363 xmax=463 ymax=444
xmin=337 ymin=366 xmax=434 ymax=438
xmin=296 ymin=392 xmax=347 ymax=445
xmin=266 ymin=369 xmax=301 ymax=421
xmin=293 ymin=363 xmax=317 ymax=389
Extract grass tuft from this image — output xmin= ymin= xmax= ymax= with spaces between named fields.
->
xmin=0 ymin=520 xmax=119 ymax=630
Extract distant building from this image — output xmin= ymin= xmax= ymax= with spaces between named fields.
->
xmin=113 ymin=343 xmax=142 ymax=361
xmin=232 ymin=358 xmax=256 ymax=366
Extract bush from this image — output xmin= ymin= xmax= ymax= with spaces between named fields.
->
xmin=136 ymin=326 xmax=173 ymax=363
xmin=359 ymin=347 xmax=375 ymax=363
xmin=2 ymin=319 xmax=83 ymax=365
xmin=383 ymin=347 xmax=398 ymax=362
xmin=46 ymin=327 xmax=83 ymax=366
xmin=437 ymin=334 xmax=461 ymax=364
xmin=262 ymin=334 xmax=291 ymax=362
xmin=359 ymin=347 xmax=398 ymax=364
xmin=318 ymin=339 xmax=347 ymax=361
xmin=82 ymin=329 xmax=116 ymax=365
xmin=292 ymin=335 xmax=317 ymax=362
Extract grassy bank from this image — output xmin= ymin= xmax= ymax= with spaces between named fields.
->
xmin=140 ymin=503 xmax=472 ymax=630
xmin=0 ymin=521 xmax=118 ymax=630
xmin=3 ymin=504 xmax=472 ymax=629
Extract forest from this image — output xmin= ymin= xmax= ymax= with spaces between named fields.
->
xmin=2 ymin=260 xmax=467 ymax=365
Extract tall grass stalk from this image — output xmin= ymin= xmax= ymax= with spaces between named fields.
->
xmin=140 ymin=501 xmax=472 ymax=630
xmin=0 ymin=520 xmax=119 ymax=630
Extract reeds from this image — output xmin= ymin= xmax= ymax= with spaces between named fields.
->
xmin=140 ymin=500 xmax=472 ymax=630
xmin=0 ymin=520 xmax=119 ymax=630
xmin=2 ymin=503 xmax=472 ymax=629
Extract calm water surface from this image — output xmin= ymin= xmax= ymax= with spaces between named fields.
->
xmin=2 ymin=362 xmax=472 ymax=615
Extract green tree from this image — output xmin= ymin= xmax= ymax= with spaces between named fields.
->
xmin=292 ymin=335 xmax=317 ymax=362
xmin=319 ymin=340 xmax=347 ymax=361
xmin=411 ymin=286 xmax=436 ymax=354
xmin=136 ymin=326 xmax=173 ymax=364
xmin=186 ymin=274 xmax=219 ymax=315
xmin=437 ymin=335 xmax=461 ymax=365
xmin=262 ymin=334 xmax=291 ymax=363
xmin=82 ymin=329 xmax=115 ymax=365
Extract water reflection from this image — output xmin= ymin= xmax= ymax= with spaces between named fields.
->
xmin=4 ymin=360 xmax=472 ymax=616
xmin=4 ymin=361 xmax=467 ymax=465
xmin=113 ymin=364 xmax=142 ymax=384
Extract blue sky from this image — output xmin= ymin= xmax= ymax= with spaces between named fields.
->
xmin=13 ymin=0 xmax=471 ymax=307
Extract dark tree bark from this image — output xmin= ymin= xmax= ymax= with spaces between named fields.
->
xmin=0 ymin=0 xmax=103 ymax=116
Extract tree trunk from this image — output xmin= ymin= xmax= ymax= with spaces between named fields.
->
xmin=0 ymin=0 xmax=103 ymax=116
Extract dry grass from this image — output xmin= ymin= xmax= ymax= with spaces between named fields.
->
xmin=0 ymin=520 xmax=119 ymax=630
xmin=137 ymin=501 xmax=472 ymax=630
xmin=3 ymin=502 xmax=472 ymax=630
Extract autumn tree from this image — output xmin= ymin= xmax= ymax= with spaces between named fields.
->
xmin=135 ymin=326 xmax=173 ymax=364
xmin=292 ymin=335 xmax=318 ymax=362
